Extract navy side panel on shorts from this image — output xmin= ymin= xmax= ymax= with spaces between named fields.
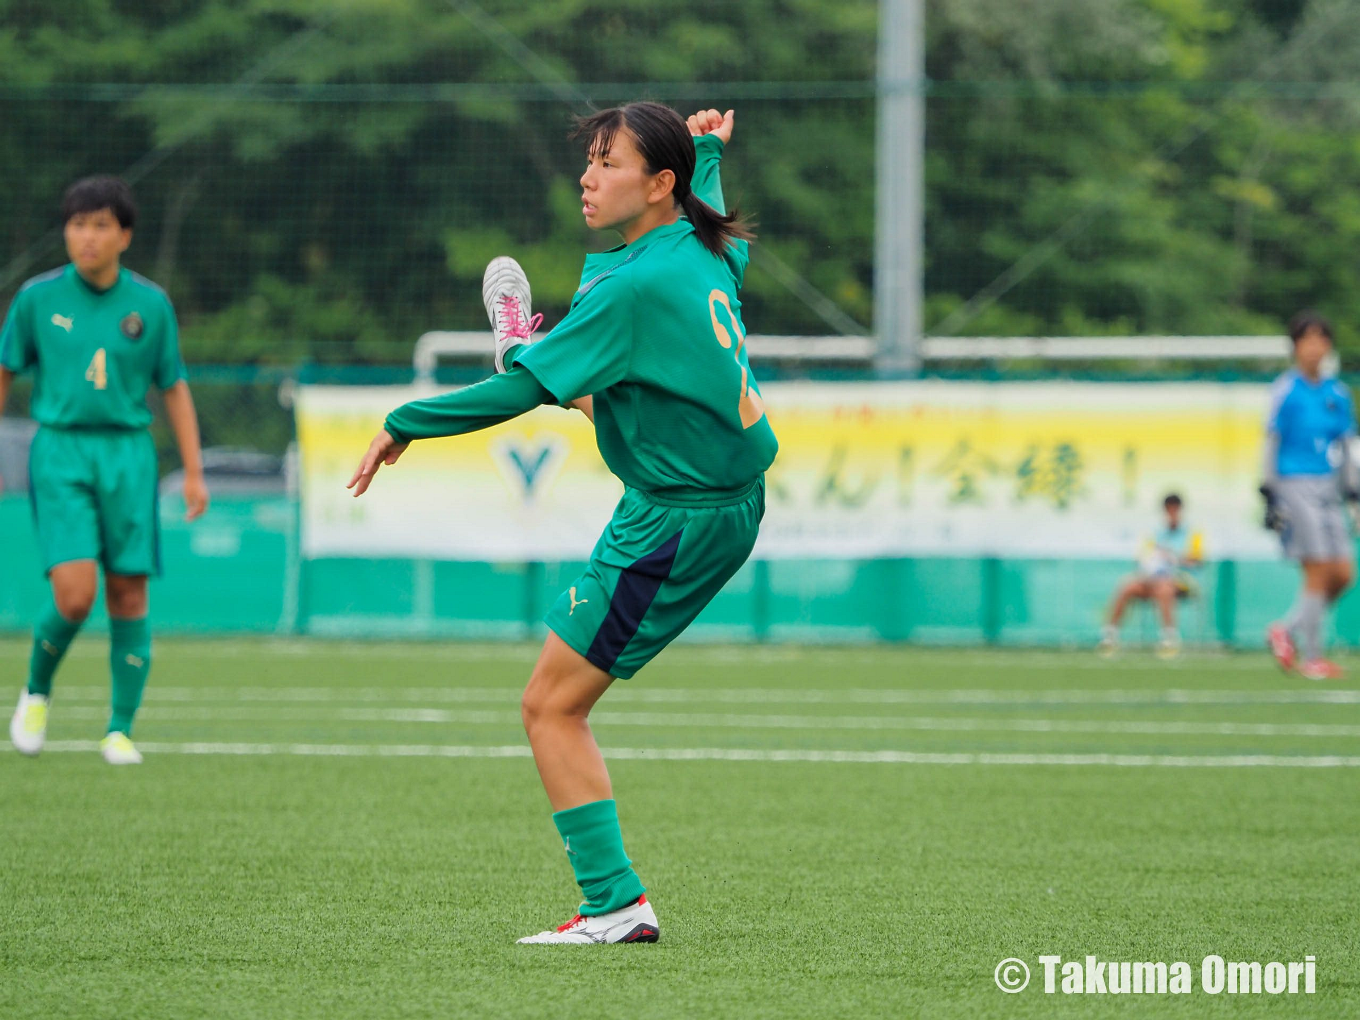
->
xmin=151 ymin=477 xmax=162 ymax=576
xmin=27 ymin=427 xmax=42 ymax=528
xmin=586 ymin=530 xmax=683 ymax=673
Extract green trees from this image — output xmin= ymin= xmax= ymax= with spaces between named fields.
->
xmin=926 ymin=0 xmax=1360 ymax=346
xmin=1 ymin=0 xmax=1357 ymax=361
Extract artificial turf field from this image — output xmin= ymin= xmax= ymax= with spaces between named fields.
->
xmin=1 ymin=639 xmax=1357 ymax=1019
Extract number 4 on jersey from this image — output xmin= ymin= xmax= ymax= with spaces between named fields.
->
xmin=708 ymin=290 xmax=765 ymax=429
xmin=85 ymin=348 xmax=107 ymax=390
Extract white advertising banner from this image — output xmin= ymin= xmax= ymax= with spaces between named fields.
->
xmin=296 ymin=381 xmax=1283 ymax=561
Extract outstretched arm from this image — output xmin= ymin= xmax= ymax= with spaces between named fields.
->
xmin=503 ymin=342 xmax=593 ymax=423
xmin=349 ymin=365 xmax=555 ymax=496
xmin=687 ymin=108 xmax=734 ymax=213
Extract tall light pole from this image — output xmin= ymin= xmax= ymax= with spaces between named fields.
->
xmin=874 ymin=0 xmax=925 ymax=373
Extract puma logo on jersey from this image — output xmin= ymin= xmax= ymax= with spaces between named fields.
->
xmin=51 ymin=314 xmax=73 ymax=332
xmin=568 ymin=587 xmax=589 ymax=615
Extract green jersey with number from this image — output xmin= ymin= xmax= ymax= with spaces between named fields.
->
xmin=0 ymin=264 xmax=185 ymax=429
xmin=516 ymin=134 xmax=778 ymax=497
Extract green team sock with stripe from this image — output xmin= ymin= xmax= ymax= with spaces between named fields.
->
xmin=108 ymin=617 xmax=151 ymax=737
xmin=27 ymin=602 xmax=82 ymax=697
xmin=552 ymin=799 xmax=646 ymax=917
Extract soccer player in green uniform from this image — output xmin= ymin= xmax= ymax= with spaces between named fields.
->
xmin=3 ymin=176 xmax=208 ymax=765
xmin=350 ymin=104 xmax=776 ymax=943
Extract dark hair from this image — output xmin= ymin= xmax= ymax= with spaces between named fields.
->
xmin=573 ymin=102 xmax=754 ymax=257
xmin=1288 ymin=309 xmax=1333 ymax=345
xmin=1163 ymin=493 xmax=1182 ymax=509
xmin=61 ymin=176 xmax=136 ymax=229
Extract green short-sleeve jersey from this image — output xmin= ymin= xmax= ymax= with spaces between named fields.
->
xmin=517 ymin=137 xmax=777 ymax=497
xmin=0 ymin=264 xmax=185 ymax=429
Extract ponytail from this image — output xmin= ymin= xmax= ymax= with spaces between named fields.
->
xmin=574 ymin=102 xmax=756 ymax=258
xmin=679 ymin=191 xmax=755 ymax=258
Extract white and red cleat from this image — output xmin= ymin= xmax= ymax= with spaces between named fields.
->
xmin=516 ymin=895 xmax=660 ymax=945
xmin=1298 ymin=658 xmax=1344 ymax=681
xmin=1266 ymin=623 xmax=1296 ymax=673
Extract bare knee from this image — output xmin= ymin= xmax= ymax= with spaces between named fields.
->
xmin=1335 ymin=561 xmax=1355 ymax=591
xmin=50 ymin=565 xmax=97 ymax=623
xmin=520 ymin=684 xmax=549 ymax=734
xmin=520 ymin=635 xmax=613 ymax=736
xmin=1122 ymin=580 xmax=1150 ymax=602
xmin=105 ymin=575 xmax=149 ymax=619
xmin=54 ymin=589 xmax=95 ymax=623
xmin=1303 ymin=561 xmax=1330 ymax=592
xmin=521 ymin=675 xmax=587 ymax=736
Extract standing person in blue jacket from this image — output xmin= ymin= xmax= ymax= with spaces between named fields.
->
xmin=1262 ymin=311 xmax=1357 ymax=680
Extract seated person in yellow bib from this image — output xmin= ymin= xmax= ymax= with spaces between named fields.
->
xmin=1098 ymin=493 xmax=1205 ymax=658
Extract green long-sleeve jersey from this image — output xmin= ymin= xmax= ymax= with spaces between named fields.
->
xmin=516 ymin=134 xmax=777 ymax=497
xmin=383 ymin=134 xmax=778 ymax=499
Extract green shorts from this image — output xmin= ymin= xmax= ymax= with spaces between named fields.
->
xmin=546 ymin=477 xmax=765 ymax=679
xmin=29 ymin=427 xmax=161 ymax=577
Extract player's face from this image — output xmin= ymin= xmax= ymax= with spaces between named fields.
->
xmin=1165 ymin=503 xmax=1181 ymax=528
xmin=1293 ymin=328 xmax=1331 ymax=377
xmin=64 ymin=208 xmax=131 ymax=276
xmin=580 ymin=128 xmax=671 ymax=233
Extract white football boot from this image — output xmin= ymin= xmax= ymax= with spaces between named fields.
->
xmin=517 ymin=895 xmax=660 ymax=944
xmin=1096 ymin=625 xmax=1119 ymax=659
xmin=1156 ymin=628 xmax=1182 ymax=661
xmin=10 ymin=690 xmax=49 ymax=756
xmin=100 ymin=731 xmax=143 ymax=765
xmin=483 ymin=256 xmax=543 ymax=374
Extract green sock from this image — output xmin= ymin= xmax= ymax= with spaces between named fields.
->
xmin=27 ymin=602 xmax=82 ymax=697
xmin=108 ymin=617 xmax=151 ymax=737
xmin=552 ymin=799 xmax=646 ymax=917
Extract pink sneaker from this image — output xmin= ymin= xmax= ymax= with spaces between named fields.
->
xmin=1266 ymin=623 xmax=1296 ymax=673
xmin=1298 ymin=658 xmax=1344 ymax=681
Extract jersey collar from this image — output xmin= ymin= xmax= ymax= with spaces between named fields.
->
xmin=67 ymin=263 xmax=126 ymax=297
xmin=596 ymin=219 xmax=692 ymax=257
xmin=580 ymin=220 xmax=693 ymax=284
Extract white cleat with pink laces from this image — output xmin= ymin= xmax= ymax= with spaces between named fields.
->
xmin=483 ymin=256 xmax=543 ymax=374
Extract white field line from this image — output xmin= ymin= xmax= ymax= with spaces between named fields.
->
xmin=51 ymin=685 xmax=1360 ymax=707
xmin=0 ymin=639 xmax=1299 ymax=670
xmin=0 ymin=641 xmax=543 ymax=663
xmin=36 ymin=740 xmax=1360 ymax=768
xmin=47 ymin=704 xmax=1360 ymax=739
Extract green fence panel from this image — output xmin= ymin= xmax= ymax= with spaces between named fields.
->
xmin=3 ymin=492 xmax=1356 ymax=648
xmin=0 ymin=498 xmax=49 ymax=625
xmin=0 ymin=494 xmax=291 ymax=634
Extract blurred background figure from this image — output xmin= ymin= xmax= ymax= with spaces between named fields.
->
xmin=1262 ymin=312 xmax=1357 ymax=681
xmin=2 ymin=176 xmax=207 ymax=766
xmin=1098 ymin=493 xmax=1205 ymax=659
